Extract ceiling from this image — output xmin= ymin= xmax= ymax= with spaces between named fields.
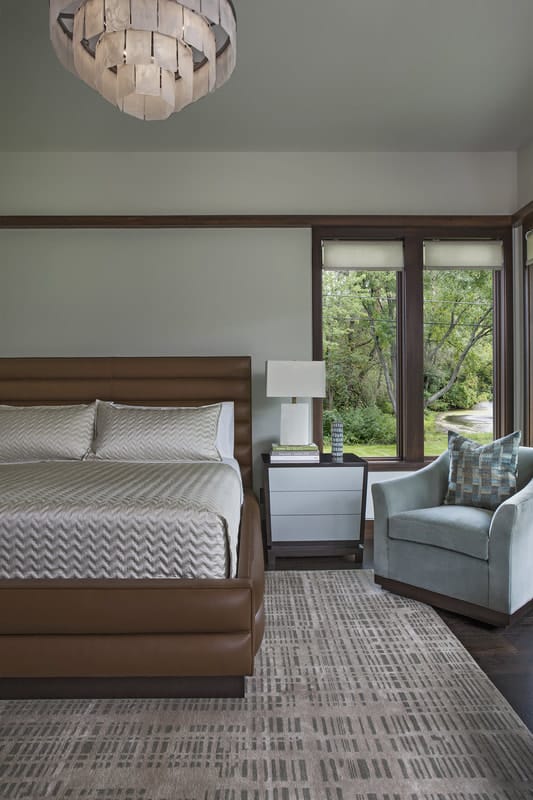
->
xmin=2 ymin=0 xmax=533 ymax=152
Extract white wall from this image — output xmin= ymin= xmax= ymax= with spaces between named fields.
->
xmin=0 ymin=228 xmax=312 ymax=486
xmin=0 ymin=148 xmax=521 ymax=491
xmin=0 ymin=150 xmax=518 ymax=215
xmin=518 ymin=140 xmax=533 ymax=208
xmin=365 ymin=472 xmax=413 ymax=519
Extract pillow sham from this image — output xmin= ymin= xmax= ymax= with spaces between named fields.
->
xmin=94 ymin=400 xmax=234 ymax=458
xmin=0 ymin=403 xmax=96 ymax=463
xmin=93 ymin=401 xmax=224 ymax=462
xmin=216 ymin=401 xmax=235 ymax=459
xmin=444 ymin=430 xmax=521 ymax=511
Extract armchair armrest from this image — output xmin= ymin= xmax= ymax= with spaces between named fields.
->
xmin=371 ymin=453 xmax=449 ymax=519
xmin=488 ymin=479 xmax=533 ymax=614
xmin=372 ymin=453 xmax=449 ymax=577
xmin=490 ymin=479 xmax=533 ymax=536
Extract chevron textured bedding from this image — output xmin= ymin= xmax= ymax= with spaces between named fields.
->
xmin=0 ymin=460 xmax=242 ymax=580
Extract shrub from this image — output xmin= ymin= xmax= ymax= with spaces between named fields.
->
xmin=324 ymin=406 xmax=396 ymax=445
xmin=443 ymin=376 xmax=481 ymax=410
xmin=322 ymin=409 xmax=337 ymax=438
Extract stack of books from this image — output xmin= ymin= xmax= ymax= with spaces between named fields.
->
xmin=270 ymin=443 xmax=320 ymax=463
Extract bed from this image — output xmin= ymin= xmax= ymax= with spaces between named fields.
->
xmin=0 ymin=356 xmax=264 ymax=698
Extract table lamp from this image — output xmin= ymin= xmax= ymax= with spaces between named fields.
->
xmin=266 ymin=360 xmax=326 ymax=445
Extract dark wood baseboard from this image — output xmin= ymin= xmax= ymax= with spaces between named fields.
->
xmin=0 ymin=675 xmax=245 ymax=699
xmin=374 ymin=575 xmax=533 ymax=628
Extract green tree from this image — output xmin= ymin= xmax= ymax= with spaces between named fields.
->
xmin=323 ymin=268 xmax=493 ymax=439
xmin=323 ymin=270 xmax=397 ymax=413
xmin=423 ymin=270 xmax=493 ymax=409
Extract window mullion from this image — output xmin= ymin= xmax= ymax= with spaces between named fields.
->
xmin=493 ymin=229 xmax=514 ymax=438
xmin=402 ymin=235 xmax=424 ymax=462
xmin=312 ymin=228 xmax=325 ymax=448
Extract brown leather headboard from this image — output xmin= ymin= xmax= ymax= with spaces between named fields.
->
xmin=0 ymin=356 xmax=253 ymax=488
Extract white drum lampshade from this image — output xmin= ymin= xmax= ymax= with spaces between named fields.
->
xmin=266 ymin=360 xmax=326 ymax=445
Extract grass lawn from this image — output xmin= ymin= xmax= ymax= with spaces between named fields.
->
xmin=323 ymin=410 xmax=493 ymax=459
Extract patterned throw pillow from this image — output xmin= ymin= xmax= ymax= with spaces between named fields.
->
xmin=444 ymin=431 xmax=521 ymax=511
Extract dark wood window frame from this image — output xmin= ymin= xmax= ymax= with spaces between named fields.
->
xmin=511 ymin=200 xmax=533 ymax=447
xmin=312 ymin=224 xmax=514 ymax=468
xmin=520 ymin=210 xmax=533 ymax=447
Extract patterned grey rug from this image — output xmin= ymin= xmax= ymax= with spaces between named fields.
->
xmin=1 ymin=570 xmax=533 ymax=800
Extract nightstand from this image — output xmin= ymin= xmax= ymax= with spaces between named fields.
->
xmin=262 ymin=453 xmax=368 ymax=568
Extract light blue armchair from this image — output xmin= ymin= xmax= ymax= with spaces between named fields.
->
xmin=372 ymin=446 xmax=533 ymax=625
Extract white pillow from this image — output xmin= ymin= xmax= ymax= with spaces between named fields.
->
xmin=216 ymin=401 xmax=235 ymax=459
xmin=0 ymin=403 xmax=96 ymax=463
xmin=93 ymin=401 xmax=231 ymax=462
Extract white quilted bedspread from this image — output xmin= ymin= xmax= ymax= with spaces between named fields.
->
xmin=0 ymin=461 xmax=242 ymax=579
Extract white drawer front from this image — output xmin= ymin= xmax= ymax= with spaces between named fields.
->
xmin=269 ymin=466 xmax=364 ymax=492
xmin=271 ymin=514 xmax=361 ymax=542
xmin=270 ymin=490 xmax=362 ymax=516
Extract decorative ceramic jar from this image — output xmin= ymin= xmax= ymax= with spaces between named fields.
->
xmin=331 ymin=420 xmax=344 ymax=462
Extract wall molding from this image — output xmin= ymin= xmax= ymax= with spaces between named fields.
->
xmin=0 ymin=214 xmax=513 ymax=230
xmin=512 ymin=200 xmax=533 ymax=226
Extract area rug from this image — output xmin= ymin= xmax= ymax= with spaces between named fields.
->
xmin=1 ymin=570 xmax=532 ymax=800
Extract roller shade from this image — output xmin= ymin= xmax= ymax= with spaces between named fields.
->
xmin=322 ymin=240 xmax=404 ymax=271
xmin=423 ymin=240 xmax=503 ymax=270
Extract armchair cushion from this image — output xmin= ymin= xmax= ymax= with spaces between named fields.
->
xmin=389 ymin=504 xmax=492 ymax=560
xmin=444 ymin=431 xmax=521 ymax=511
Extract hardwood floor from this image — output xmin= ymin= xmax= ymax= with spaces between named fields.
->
xmin=437 ymin=607 xmax=533 ymax=732
xmin=272 ymin=536 xmax=533 ymax=733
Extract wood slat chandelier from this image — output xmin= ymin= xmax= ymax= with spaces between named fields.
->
xmin=49 ymin=0 xmax=237 ymax=121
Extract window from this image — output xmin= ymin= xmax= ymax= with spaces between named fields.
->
xmin=422 ymin=240 xmax=503 ymax=456
xmin=313 ymin=226 xmax=513 ymax=464
xmin=321 ymin=241 xmax=402 ymax=458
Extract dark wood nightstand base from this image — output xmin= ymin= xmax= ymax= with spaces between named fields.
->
xmin=267 ymin=540 xmax=363 ymax=569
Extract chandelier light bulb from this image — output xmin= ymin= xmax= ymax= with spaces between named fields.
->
xmin=49 ymin=0 xmax=237 ymax=121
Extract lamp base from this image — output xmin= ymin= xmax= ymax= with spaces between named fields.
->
xmin=280 ymin=403 xmax=310 ymax=445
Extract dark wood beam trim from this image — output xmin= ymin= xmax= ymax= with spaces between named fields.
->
xmin=512 ymin=200 xmax=533 ymax=226
xmin=0 ymin=214 xmax=513 ymax=230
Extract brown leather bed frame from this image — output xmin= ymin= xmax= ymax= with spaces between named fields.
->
xmin=0 ymin=356 xmax=264 ymax=698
